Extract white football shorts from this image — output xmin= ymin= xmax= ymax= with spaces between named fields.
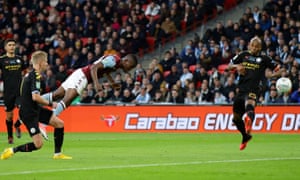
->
xmin=61 ymin=68 xmax=88 ymax=95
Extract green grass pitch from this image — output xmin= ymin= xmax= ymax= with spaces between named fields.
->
xmin=0 ymin=133 xmax=299 ymax=180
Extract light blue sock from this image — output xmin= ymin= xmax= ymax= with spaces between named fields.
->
xmin=54 ymin=101 xmax=66 ymax=116
xmin=42 ymin=92 xmax=53 ymax=103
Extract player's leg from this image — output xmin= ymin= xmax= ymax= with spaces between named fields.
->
xmin=14 ymin=119 xmax=22 ymax=138
xmin=40 ymin=86 xmax=66 ymax=140
xmin=43 ymin=108 xmax=72 ymax=160
xmin=5 ymin=111 xmax=14 ymax=144
xmin=4 ymin=94 xmax=16 ymax=143
xmin=232 ymin=97 xmax=247 ymax=136
xmin=232 ymin=95 xmax=252 ymax=150
xmin=1 ymin=116 xmax=43 ymax=160
xmin=14 ymin=97 xmax=23 ymax=138
xmin=244 ymin=93 xmax=257 ymax=134
xmin=52 ymin=69 xmax=87 ymax=116
xmin=41 ymin=69 xmax=86 ymax=140
xmin=42 ymin=86 xmax=66 ymax=103
xmin=54 ymin=88 xmax=78 ymax=116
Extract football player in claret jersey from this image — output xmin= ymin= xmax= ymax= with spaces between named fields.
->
xmin=0 ymin=39 xmax=28 ymax=144
xmin=1 ymin=51 xmax=71 ymax=160
xmin=40 ymin=54 xmax=138 ymax=138
xmin=227 ymin=36 xmax=283 ymax=150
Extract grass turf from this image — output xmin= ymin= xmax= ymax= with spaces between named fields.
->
xmin=0 ymin=133 xmax=299 ymax=180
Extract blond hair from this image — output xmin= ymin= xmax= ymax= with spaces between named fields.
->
xmin=249 ymin=36 xmax=262 ymax=46
xmin=31 ymin=51 xmax=47 ymax=65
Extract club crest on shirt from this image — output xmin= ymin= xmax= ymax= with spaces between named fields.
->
xmin=30 ymin=128 xmax=36 ymax=134
xmin=256 ymin=57 xmax=262 ymax=63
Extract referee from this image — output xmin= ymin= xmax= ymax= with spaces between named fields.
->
xmin=0 ymin=39 xmax=28 ymax=144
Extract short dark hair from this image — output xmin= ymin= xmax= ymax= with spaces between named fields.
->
xmin=4 ymin=39 xmax=16 ymax=46
xmin=127 ymin=54 xmax=138 ymax=66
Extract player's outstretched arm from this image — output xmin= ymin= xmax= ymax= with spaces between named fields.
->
xmin=90 ymin=62 xmax=104 ymax=92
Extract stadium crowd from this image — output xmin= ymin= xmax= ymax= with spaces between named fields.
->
xmin=0 ymin=0 xmax=300 ymax=105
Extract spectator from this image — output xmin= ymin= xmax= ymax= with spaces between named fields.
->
xmin=151 ymin=71 xmax=164 ymax=93
xmin=107 ymin=89 xmax=123 ymax=103
xmin=227 ymin=90 xmax=236 ymax=104
xmin=63 ymin=47 xmax=75 ymax=69
xmin=133 ymin=64 xmax=146 ymax=83
xmin=84 ymin=37 xmax=95 ymax=52
xmin=169 ymin=8 xmax=181 ymax=31
xmin=94 ymin=90 xmax=108 ymax=104
xmin=210 ymin=77 xmax=225 ymax=95
xmin=44 ymin=69 xmax=57 ymax=92
xmin=151 ymin=90 xmax=165 ymax=103
xmin=159 ymin=50 xmax=176 ymax=72
xmin=198 ymin=45 xmax=211 ymax=70
xmin=165 ymin=64 xmax=181 ymax=91
xmin=160 ymin=17 xmax=177 ymax=39
xmin=168 ymin=86 xmax=184 ymax=104
xmin=103 ymin=43 xmax=118 ymax=56
xmin=69 ymin=52 xmax=83 ymax=70
xmin=212 ymin=22 xmax=226 ymax=43
xmin=55 ymin=39 xmax=69 ymax=60
xmin=179 ymin=65 xmax=193 ymax=88
xmin=115 ymin=37 xmax=132 ymax=57
xmin=196 ymin=80 xmax=213 ymax=104
xmin=214 ymin=90 xmax=227 ymax=104
xmin=290 ymin=85 xmax=300 ymax=103
xmin=145 ymin=1 xmax=161 ymax=17
xmin=192 ymin=64 xmax=209 ymax=88
xmin=47 ymin=47 xmax=59 ymax=68
xmin=79 ymin=89 xmax=94 ymax=104
xmin=211 ymin=45 xmax=222 ymax=68
xmin=133 ymin=85 xmax=151 ymax=104
xmin=181 ymin=45 xmax=197 ymax=66
xmin=123 ymin=76 xmax=134 ymax=91
xmin=277 ymin=91 xmax=292 ymax=104
xmin=291 ymin=43 xmax=300 ymax=65
xmin=266 ymin=87 xmax=281 ymax=104
xmin=184 ymin=91 xmax=196 ymax=104
xmin=132 ymin=81 xmax=142 ymax=97
xmin=121 ymin=88 xmax=135 ymax=103
xmin=55 ymin=64 xmax=68 ymax=84
xmin=86 ymin=83 xmax=96 ymax=99
xmin=223 ymin=76 xmax=237 ymax=98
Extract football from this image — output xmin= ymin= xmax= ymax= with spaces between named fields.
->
xmin=276 ymin=77 xmax=292 ymax=93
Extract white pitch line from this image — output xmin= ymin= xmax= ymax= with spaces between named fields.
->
xmin=0 ymin=157 xmax=299 ymax=176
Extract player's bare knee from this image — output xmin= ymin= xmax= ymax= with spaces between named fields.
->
xmin=6 ymin=111 xmax=13 ymax=120
xmin=33 ymin=139 xmax=43 ymax=149
xmin=49 ymin=116 xmax=64 ymax=128
xmin=54 ymin=118 xmax=64 ymax=128
xmin=53 ymin=87 xmax=65 ymax=100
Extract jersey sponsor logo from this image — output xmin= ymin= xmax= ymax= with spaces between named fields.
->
xmin=242 ymin=61 xmax=260 ymax=70
xmin=100 ymin=115 xmax=120 ymax=127
xmin=4 ymin=64 xmax=21 ymax=71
